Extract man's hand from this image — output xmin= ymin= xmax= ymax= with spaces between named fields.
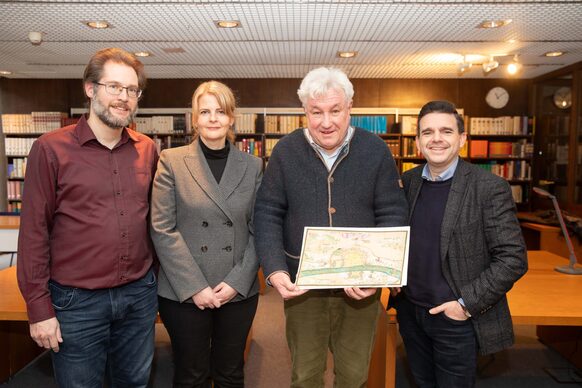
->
xmin=213 ymin=282 xmax=237 ymax=304
xmin=192 ymin=287 xmax=222 ymax=310
xmin=344 ymin=287 xmax=377 ymax=300
xmin=429 ymin=300 xmax=468 ymax=321
xmin=30 ymin=317 xmax=62 ymax=352
xmin=269 ymin=272 xmax=307 ymax=300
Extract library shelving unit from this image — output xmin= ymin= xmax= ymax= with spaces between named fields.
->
xmin=465 ymin=116 xmax=535 ymax=207
xmin=70 ymin=108 xmax=193 ymax=154
xmin=1 ymin=112 xmax=72 ymax=213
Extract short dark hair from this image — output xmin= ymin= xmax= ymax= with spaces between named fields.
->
xmin=417 ymin=100 xmax=464 ymax=135
xmin=83 ymin=48 xmax=146 ymax=95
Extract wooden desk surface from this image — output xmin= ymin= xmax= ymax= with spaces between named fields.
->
xmin=508 ymin=250 xmax=582 ymax=326
xmin=520 ymin=222 xmax=560 ymax=233
xmin=0 ymin=216 xmax=20 ymax=230
xmin=0 ymin=266 xmax=27 ymax=321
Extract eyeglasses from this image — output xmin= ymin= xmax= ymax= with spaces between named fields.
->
xmin=94 ymin=82 xmax=142 ymax=98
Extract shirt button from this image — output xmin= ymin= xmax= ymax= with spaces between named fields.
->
xmin=225 ymin=220 xmax=233 ymax=227
xmin=201 ymin=245 xmax=208 ymax=252
xmin=121 ymin=232 xmax=127 ymax=238
xmin=120 ymin=211 xmax=125 ymax=216
xmin=202 ymin=221 xmax=209 ymax=227
xmin=224 ymin=246 xmax=232 ymax=252
xmin=116 ymin=191 xmax=121 ymax=196
xmin=329 ymin=207 xmax=336 ymax=214
xmin=113 ymin=170 xmax=118 ymax=174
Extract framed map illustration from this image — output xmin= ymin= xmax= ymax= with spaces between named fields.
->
xmin=295 ymin=226 xmax=410 ymax=289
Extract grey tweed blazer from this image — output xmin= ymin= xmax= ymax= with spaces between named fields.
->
xmin=150 ymin=139 xmax=263 ymax=304
xmin=402 ymin=159 xmax=527 ymax=355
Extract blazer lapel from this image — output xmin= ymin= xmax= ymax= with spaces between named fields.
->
xmin=219 ymin=147 xmax=247 ymax=201
xmin=440 ymin=159 xmax=471 ymax=262
xmin=183 ymin=139 xmax=233 ymax=220
xmin=406 ymin=167 xmax=424 ymax=223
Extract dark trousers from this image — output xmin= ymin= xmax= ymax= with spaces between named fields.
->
xmin=396 ymin=296 xmax=477 ymax=388
xmin=158 ymin=294 xmax=258 ymax=388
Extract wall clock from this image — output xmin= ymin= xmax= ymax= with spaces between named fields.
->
xmin=553 ymin=87 xmax=572 ymax=109
xmin=485 ymin=87 xmax=509 ymax=109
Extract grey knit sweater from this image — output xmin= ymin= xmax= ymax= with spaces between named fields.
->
xmin=254 ymin=127 xmax=408 ymax=281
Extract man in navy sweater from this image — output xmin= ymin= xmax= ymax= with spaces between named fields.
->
xmin=254 ymin=67 xmax=408 ymax=387
xmin=395 ymin=100 xmax=527 ymax=388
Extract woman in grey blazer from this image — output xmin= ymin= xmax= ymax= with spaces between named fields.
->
xmin=150 ymin=81 xmax=262 ymax=388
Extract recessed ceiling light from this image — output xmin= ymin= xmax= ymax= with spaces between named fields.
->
xmin=85 ymin=20 xmax=110 ymax=29
xmin=544 ymin=51 xmax=565 ymax=57
xmin=338 ymin=51 xmax=357 ymax=58
xmin=134 ymin=51 xmax=152 ymax=57
xmin=215 ymin=20 xmax=241 ymax=28
xmin=507 ymin=39 xmax=518 ymax=43
xmin=478 ymin=19 xmax=512 ymax=29
xmin=0 ymin=70 xmax=12 ymax=75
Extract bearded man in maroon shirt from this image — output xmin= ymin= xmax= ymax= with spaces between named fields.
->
xmin=17 ymin=48 xmax=159 ymax=388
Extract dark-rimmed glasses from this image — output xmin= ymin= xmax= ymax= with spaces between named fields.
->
xmin=94 ymin=82 xmax=142 ymax=99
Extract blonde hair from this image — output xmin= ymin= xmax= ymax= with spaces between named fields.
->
xmin=191 ymin=81 xmax=236 ymax=144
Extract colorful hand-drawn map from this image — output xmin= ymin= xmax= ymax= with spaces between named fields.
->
xmin=295 ymin=226 xmax=410 ymax=289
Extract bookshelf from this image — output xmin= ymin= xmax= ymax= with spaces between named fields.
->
xmin=1 ymin=112 xmax=73 ymax=213
xmin=4 ymin=107 xmax=533 ymax=211
xmin=465 ymin=116 xmax=535 ymax=206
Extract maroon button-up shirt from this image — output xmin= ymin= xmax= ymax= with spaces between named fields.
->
xmin=17 ymin=115 xmax=159 ymax=323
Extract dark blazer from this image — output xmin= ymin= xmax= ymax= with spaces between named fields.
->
xmin=402 ymin=159 xmax=527 ymax=355
xmin=150 ymin=139 xmax=263 ymax=304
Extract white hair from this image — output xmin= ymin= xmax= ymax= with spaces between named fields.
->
xmin=297 ymin=67 xmax=354 ymax=107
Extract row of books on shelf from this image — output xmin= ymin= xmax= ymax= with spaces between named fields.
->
xmin=235 ymin=138 xmax=263 ymax=157
xmin=475 ymin=160 xmax=531 ymax=181
xmin=131 ymin=115 xmax=190 ymax=135
xmin=235 ymin=114 xmax=259 ymax=134
xmin=7 ymin=180 xmax=23 ymax=201
xmin=234 ymin=137 xmax=283 ymax=157
xmin=351 ymin=116 xmax=389 ymax=134
xmin=7 ymin=201 xmax=21 ymax=214
xmin=1 ymin=112 xmax=69 ymax=134
xmin=5 ymin=137 xmax=36 ymax=156
xmin=510 ymin=185 xmax=527 ymax=204
xmin=470 ymin=140 xmax=533 ymax=158
xmin=7 ymin=158 xmax=27 ymax=179
xmin=467 ymin=116 xmax=533 ymax=135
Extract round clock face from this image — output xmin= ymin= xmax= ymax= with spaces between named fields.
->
xmin=553 ymin=87 xmax=572 ymax=109
xmin=485 ymin=87 xmax=509 ymax=109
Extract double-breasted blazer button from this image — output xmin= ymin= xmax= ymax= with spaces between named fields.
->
xmin=202 ymin=221 xmax=209 ymax=227
xmin=225 ymin=220 xmax=233 ymax=227
xmin=223 ymin=246 xmax=232 ymax=252
xmin=201 ymin=245 xmax=208 ymax=252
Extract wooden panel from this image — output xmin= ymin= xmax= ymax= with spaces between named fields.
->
xmin=1 ymin=78 xmax=531 ymax=117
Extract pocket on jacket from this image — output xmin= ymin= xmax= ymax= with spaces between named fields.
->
xmin=49 ymin=281 xmax=76 ymax=310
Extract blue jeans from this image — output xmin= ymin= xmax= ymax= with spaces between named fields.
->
xmin=49 ymin=268 xmax=158 ymax=388
xmin=396 ymin=296 xmax=477 ymax=388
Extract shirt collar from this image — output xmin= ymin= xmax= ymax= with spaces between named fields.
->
xmin=75 ymin=114 xmax=135 ymax=146
xmin=303 ymin=126 xmax=354 ymax=158
xmin=422 ymin=157 xmax=459 ymax=181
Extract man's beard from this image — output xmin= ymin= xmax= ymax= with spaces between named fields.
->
xmin=92 ymin=94 xmax=137 ymax=129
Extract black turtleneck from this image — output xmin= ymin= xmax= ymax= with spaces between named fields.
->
xmin=199 ymin=139 xmax=230 ymax=184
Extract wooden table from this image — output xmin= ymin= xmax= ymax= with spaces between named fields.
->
xmin=520 ymin=222 xmax=582 ymax=264
xmin=0 ymin=266 xmax=44 ymax=383
xmin=368 ymin=250 xmax=582 ymax=388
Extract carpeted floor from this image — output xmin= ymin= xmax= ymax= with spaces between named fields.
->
xmin=3 ymin=286 xmax=581 ymax=387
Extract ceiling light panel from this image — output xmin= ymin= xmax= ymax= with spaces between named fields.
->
xmin=1 ymin=1 xmax=582 ymax=79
